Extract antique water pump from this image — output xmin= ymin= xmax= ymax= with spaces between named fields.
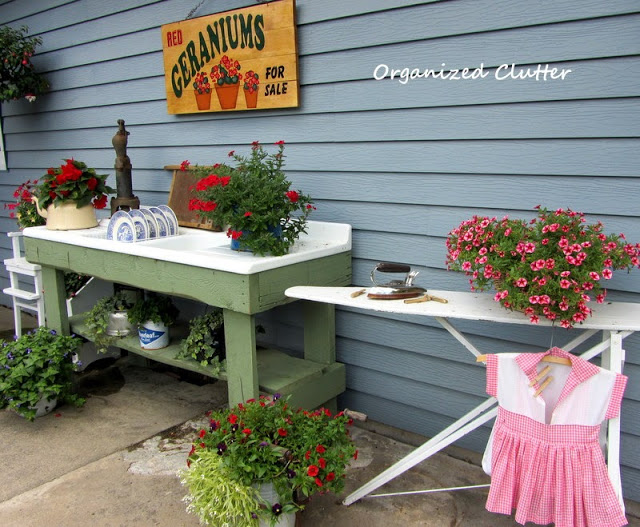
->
xmin=110 ymin=119 xmax=140 ymax=214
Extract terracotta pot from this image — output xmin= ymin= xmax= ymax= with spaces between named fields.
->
xmin=244 ymin=88 xmax=258 ymax=108
xmin=215 ymin=83 xmax=240 ymax=109
xmin=33 ymin=197 xmax=98 ymax=231
xmin=194 ymin=89 xmax=212 ymax=110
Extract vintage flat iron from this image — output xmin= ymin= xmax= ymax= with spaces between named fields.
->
xmin=367 ymin=262 xmax=427 ymax=300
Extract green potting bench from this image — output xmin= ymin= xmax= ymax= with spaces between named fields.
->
xmin=22 ymin=221 xmax=351 ymax=408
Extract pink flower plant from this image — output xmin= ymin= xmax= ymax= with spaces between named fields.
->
xmin=446 ymin=206 xmax=640 ymax=328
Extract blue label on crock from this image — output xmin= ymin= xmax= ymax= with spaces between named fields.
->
xmin=139 ymin=328 xmax=165 ymax=345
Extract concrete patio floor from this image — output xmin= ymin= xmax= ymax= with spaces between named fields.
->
xmin=0 ymin=306 xmax=639 ymax=526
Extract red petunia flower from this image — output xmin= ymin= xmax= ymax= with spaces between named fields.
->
xmin=242 ymin=428 xmax=252 ymax=435
xmin=318 ymin=458 xmax=326 ymax=469
xmin=86 ymin=177 xmax=98 ymax=191
xmin=180 ymin=160 xmax=190 ymax=171
xmin=278 ymin=428 xmax=287 ymax=437
xmin=307 ymin=465 xmax=319 ymax=477
xmin=92 ymin=194 xmax=108 ymax=209
xmin=228 ymin=414 xmax=238 ymax=424
xmin=314 ymin=477 xmax=323 ymax=487
xmin=199 ymin=429 xmax=206 ymax=438
xmin=326 ymin=472 xmax=335 ymax=481
xmin=286 ymin=190 xmax=299 ymax=203
xmin=316 ymin=445 xmax=326 ymax=454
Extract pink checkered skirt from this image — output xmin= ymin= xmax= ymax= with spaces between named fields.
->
xmin=486 ymin=407 xmax=627 ymax=527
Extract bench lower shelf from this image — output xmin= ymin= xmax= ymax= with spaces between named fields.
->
xmin=70 ymin=314 xmax=345 ymax=408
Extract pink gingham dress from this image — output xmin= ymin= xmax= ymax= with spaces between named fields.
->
xmin=482 ymin=347 xmax=628 ymax=527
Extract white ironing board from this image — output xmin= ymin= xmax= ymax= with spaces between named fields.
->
xmin=284 ymin=286 xmax=640 ymax=507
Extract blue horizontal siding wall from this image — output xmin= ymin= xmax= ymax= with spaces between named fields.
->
xmin=1 ymin=0 xmax=640 ymax=500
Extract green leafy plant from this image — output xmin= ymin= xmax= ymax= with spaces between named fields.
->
xmin=0 ymin=327 xmax=85 ymax=420
xmin=182 ymin=395 xmax=357 ymax=525
xmin=34 ymin=158 xmax=114 ymax=211
xmin=0 ymin=25 xmax=49 ymax=103
xmin=176 ymin=311 xmax=225 ymax=375
xmin=446 ymin=206 xmax=640 ymax=328
xmin=85 ymin=291 xmax=134 ymax=353
xmin=180 ymin=449 xmax=262 ymax=526
xmin=184 ymin=141 xmax=315 ymax=256
xmin=127 ymin=293 xmax=179 ymax=327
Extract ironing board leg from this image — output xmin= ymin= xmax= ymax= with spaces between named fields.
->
xmin=602 ymin=331 xmax=625 ymax=508
xmin=343 ymin=397 xmax=498 ymax=506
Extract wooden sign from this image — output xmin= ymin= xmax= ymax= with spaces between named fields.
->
xmin=161 ymin=0 xmax=299 ymax=114
xmin=165 ymin=165 xmax=220 ymax=231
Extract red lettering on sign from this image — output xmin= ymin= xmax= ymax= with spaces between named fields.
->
xmin=167 ymin=29 xmax=183 ymax=47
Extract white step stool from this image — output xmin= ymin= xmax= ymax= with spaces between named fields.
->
xmin=3 ymin=231 xmax=45 ymax=336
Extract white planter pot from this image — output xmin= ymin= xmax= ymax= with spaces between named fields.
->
xmin=255 ymin=482 xmax=296 ymax=527
xmin=31 ymin=396 xmax=57 ymax=418
xmin=138 ymin=320 xmax=169 ymax=349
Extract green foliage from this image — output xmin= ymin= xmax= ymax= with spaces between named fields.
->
xmin=0 ymin=25 xmax=49 ymax=103
xmin=0 ymin=327 xmax=85 ymax=420
xmin=127 ymin=292 xmax=179 ymax=326
xmin=187 ymin=141 xmax=314 ymax=256
xmin=185 ymin=396 xmax=357 ymax=524
xmin=176 ymin=311 xmax=225 ymax=375
xmin=85 ymin=291 xmax=134 ymax=353
xmin=64 ymin=273 xmax=91 ymax=299
xmin=180 ymin=449 xmax=261 ymax=526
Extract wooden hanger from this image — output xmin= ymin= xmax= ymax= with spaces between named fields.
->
xmin=476 ymin=354 xmax=572 ymax=366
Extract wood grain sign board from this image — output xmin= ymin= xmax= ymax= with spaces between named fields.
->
xmin=165 ymin=165 xmax=220 ymax=231
xmin=161 ymin=0 xmax=299 ymax=114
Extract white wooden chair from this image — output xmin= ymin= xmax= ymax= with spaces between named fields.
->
xmin=3 ymin=232 xmax=45 ymax=336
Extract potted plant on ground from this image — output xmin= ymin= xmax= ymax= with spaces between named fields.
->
xmin=84 ymin=291 xmax=136 ymax=353
xmin=127 ymin=293 xmax=179 ymax=350
xmin=175 ymin=310 xmax=225 ymax=376
xmin=180 ymin=395 xmax=357 ymax=526
xmin=0 ymin=327 xmax=85 ymax=420
xmin=32 ymin=158 xmax=115 ymax=230
xmin=0 ymin=25 xmax=49 ymax=103
xmin=446 ymin=206 xmax=640 ymax=328
xmin=185 ymin=141 xmax=315 ymax=256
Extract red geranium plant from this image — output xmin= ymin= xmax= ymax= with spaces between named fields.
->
xmin=446 ymin=206 xmax=640 ymax=328
xmin=35 ymin=159 xmax=114 ymax=210
xmin=184 ymin=141 xmax=314 ymax=256
xmin=243 ymin=70 xmax=259 ymax=93
xmin=211 ymin=54 xmax=242 ymax=86
xmin=4 ymin=180 xmax=45 ymax=228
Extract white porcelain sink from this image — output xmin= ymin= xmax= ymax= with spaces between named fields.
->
xmin=140 ymin=233 xmax=228 ymax=252
xmin=23 ymin=220 xmax=352 ymax=274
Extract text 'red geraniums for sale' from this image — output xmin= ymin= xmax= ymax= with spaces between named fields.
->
xmin=446 ymin=206 xmax=640 ymax=328
xmin=180 ymin=395 xmax=357 ymax=526
xmin=184 ymin=141 xmax=315 ymax=256
xmin=35 ymin=159 xmax=114 ymax=210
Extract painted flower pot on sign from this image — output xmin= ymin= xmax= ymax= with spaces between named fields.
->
xmin=215 ymin=83 xmax=239 ymax=109
xmin=194 ymin=89 xmax=211 ymax=111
